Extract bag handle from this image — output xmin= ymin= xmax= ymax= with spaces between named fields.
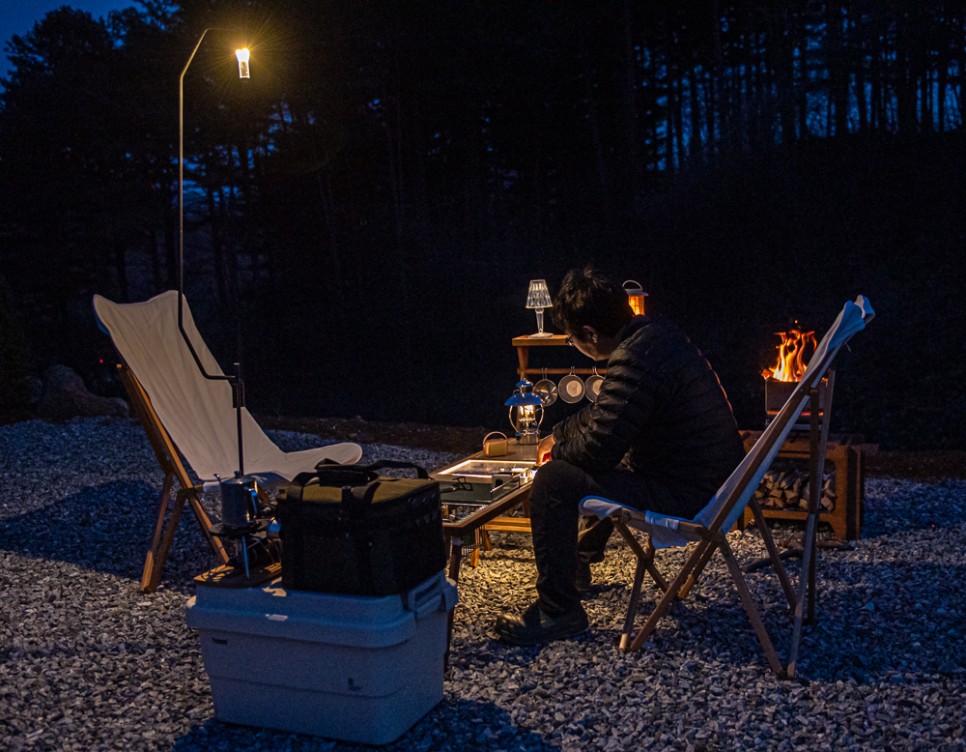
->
xmin=292 ymin=458 xmax=429 ymax=488
xmin=341 ymin=480 xmax=382 ymax=515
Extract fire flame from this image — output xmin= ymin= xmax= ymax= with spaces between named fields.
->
xmin=762 ymin=327 xmax=816 ymax=382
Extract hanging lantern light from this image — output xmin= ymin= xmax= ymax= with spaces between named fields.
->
xmin=623 ymin=280 xmax=649 ymax=316
xmin=504 ymin=379 xmax=544 ymax=445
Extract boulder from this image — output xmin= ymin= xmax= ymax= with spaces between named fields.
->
xmin=36 ymin=365 xmax=129 ymax=420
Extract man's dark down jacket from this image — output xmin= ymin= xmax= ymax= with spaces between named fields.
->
xmin=550 ymin=316 xmax=745 ymax=520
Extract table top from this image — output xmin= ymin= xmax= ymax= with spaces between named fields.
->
xmin=435 ymin=442 xmax=537 ymax=534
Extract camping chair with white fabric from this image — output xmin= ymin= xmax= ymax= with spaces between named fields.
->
xmin=93 ymin=291 xmax=363 ymax=592
xmin=579 ymin=295 xmax=874 ymax=678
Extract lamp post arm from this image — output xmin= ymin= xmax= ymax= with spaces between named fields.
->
xmin=178 ymin=27 xmax=238 ymax=356
xmin=177 ymin=27 xmax=247 ymax=476
xmin=178 ymin=28 xmax=213 ymax=341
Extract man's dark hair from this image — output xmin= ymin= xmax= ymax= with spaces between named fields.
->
xmin=552 ymin=266 xmax=635 ymax=339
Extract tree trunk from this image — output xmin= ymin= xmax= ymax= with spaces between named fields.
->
xmin=827 ymin=0 xmax=851 ymax=137
xmin=620 ymin=0 xmax=643 ymax=196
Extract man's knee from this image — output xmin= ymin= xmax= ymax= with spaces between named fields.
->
xmin=533 ymin=459 xmax=582 ymax=490
xmin=531 ymin=460 xmax=590 ymax=509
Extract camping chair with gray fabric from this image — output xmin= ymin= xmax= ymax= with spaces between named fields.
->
xmin=579 ymin=295 xmax=874 ymax=678
xmin=93 ymin=291 xmax=363 ymax=592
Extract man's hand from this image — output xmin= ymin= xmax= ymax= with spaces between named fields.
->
xmin=537 ymin=434 xmax=556 ymax=465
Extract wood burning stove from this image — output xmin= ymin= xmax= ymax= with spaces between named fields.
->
xmin=764 ymin=377 xmax=830 ymax=419
xmin=745 ymin=326 xmax=870 ymax=540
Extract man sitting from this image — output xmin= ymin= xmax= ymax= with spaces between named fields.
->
xmin=494 ymin=267 xmax=745 ymax=645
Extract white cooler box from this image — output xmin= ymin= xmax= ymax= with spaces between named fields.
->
xmin=185 ymin=571 xmax=457 ymax=745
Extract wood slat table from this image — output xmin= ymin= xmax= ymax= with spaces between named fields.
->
xmin=437 ymin=442 xmax=537 ymax=583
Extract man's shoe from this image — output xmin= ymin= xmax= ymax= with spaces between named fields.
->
xmin=493 ymin=602 xmax=589 ymax=646
xmin=575 ymin=561 xmax=592 ymax=595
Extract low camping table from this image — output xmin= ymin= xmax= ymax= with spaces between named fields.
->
xmin=195 ymin=443 xmax=539 ymax=592
xmin=435 ymin=442 xmax=537 ymax=584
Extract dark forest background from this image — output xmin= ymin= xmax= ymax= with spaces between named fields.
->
xmin=1 ymin=1 xmax=964 ymax=450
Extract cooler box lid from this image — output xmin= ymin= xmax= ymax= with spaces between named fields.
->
xmin=186 ymin=572 xmax=454 ymax=649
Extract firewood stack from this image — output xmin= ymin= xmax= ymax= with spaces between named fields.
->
xmin=753 ymin=461 xmax=836 ymax=511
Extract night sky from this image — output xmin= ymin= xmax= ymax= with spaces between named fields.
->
xmin=0 ymin=0 xmax=134 ymax=79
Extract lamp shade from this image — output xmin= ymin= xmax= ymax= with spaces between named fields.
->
xmin=525 ymin=279 xmax=552 ymax=310
xmin=504 ymin=379 xmax=543 ymax=408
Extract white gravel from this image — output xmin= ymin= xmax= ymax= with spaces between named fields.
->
xmin=1 ymin=417 xmax=964 ymax=751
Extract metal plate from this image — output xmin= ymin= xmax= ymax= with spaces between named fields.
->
xmin=558 ymin=374 xmax=585 ymax=403
xmin=585 ymin=374 xmax=604 ymax=402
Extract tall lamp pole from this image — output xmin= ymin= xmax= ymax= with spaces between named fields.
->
xmin=177 ymin=28 xmax=250 ymax=476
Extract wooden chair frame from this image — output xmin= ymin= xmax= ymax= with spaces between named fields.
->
xmin=583 ymin=297 xmax=872 ymax=678
xmin=94 ymin=291 xmax=362 ymax=592
xmin=607 ymin=377 xmax=831 ymax=678
xmin=118 ymin=363 xmax=230 ymax=592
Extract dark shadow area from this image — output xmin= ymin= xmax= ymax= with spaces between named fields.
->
xmin=862 ymin=479 xmax=966 ymax=538
xmin=643 ymin=531 xmax=966 ymax=683
xmin=173 ymin=697 xmax=560 ymax=752
xmin=791 ymin=560 xmax=966 ymax=683
xmin=532 ymin=531 xmax=966 ymax=685
xmin=0 ymin=479 xmax=220 ymax=594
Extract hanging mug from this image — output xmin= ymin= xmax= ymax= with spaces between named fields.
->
xmin=558 ymin=367 xmax=586 ymax=404
xmin=584 ymin=367 xmax=604 ymax=402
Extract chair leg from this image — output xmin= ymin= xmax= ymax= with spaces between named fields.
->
xmin=619 ymin=530 xmax=786 ymax=677
xmin=141 ymin=488 xmax=189 ymax=592
xmin=614 ymin=521 xmax=668 ymax=593
xmin=749 ymin=498 xmax=797 ymax=610
xmin=480 ymin=529 xmax=493 ymax=551
xmin=140 ymin=473 xmax=175 ymax=592
xmin=787 ymin=512 xmax=820 ymax=678
xmin=679 ymin=539 xmax=718 ymax=599
xmin=468 ymin=529 xmax=492 ymax=568
xmin=620 ymin=557 xmax=647 ymax=651
xmin=719 ymin=535 xmax=786 ymax=678
xmin=140 ymin=485 xmax=228 ymax=593
xmin=626 ymin=537 xmax=714 ymax=652
xmin=469 ymin=531 xmax=481 ymax=568
xmin=787 ymin=381 xmax=833 ymax=678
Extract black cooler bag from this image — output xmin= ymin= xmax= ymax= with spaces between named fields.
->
xmin=276 ymin=460 xmax=446 ymax=596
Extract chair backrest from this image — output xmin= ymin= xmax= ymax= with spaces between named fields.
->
xmin=696 ymin=295 xmax=874 ymax=534
xmin=93 ymin=291 xmax=292 ymax=482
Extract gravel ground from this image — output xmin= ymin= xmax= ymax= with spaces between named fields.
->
xmin=1 ymin=417 xmax=964 ymax=751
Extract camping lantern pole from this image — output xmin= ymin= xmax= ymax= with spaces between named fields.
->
xmin=177 ymin=28 xmax=250 ymax=478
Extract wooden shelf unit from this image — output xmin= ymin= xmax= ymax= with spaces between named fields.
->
xmin=512 ymin=333 xmax=605 ymax=382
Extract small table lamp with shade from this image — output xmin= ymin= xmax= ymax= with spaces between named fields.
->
xmin=525 ymin=279 xmax=554 ymax=337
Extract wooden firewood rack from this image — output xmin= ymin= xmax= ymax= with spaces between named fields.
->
xmin=738 ymin=429 xmax=868 ymax=540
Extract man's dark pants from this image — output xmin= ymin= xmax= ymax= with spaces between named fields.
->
xmin=528 ymin=460 xmax=678 ymax=616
